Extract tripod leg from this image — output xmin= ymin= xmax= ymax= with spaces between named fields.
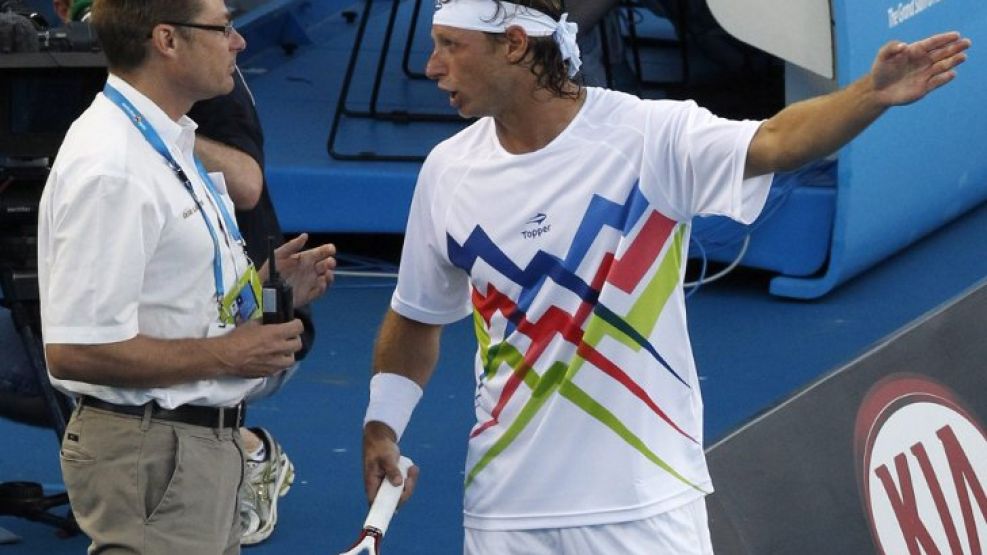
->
xmin=0 ymin=525 xmax=21 ymax=544
xmin=8 ymin=302 xmax=72 ymax=442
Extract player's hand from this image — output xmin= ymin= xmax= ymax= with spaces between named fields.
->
xmin=363 ymin=421 xmax=419 ymax=506
xmin=268 ymin=233 xmax=336 ymax=308
xmin=871 ymin=31 xmax=971 ymax=107
xmin=209 ymin=319 xmax=304 ymax=378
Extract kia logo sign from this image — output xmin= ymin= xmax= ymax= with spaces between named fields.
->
xmin=855 ymin=375 xmax=987 ymax=555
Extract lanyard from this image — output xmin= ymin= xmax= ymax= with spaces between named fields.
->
xmin=102 ymin=83 xmax=245 ymax=307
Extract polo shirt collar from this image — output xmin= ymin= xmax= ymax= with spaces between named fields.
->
xmin=105 ymin=73 xmax=198 ymax=150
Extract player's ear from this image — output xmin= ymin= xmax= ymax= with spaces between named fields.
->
xmin=503 ymin=25 xmax=529 ymax=63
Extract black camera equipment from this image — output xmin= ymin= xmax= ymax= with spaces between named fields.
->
xmin=0 ymin=0 xmax=48 ymax=26
xmin=38 ymin=21 xmax=99 ymax=52
xmin=0 ymin=47 xmax=106 ymax=538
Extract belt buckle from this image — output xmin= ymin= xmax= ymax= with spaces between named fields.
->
xmin=218 ymin=403 xmax=243 ymax=429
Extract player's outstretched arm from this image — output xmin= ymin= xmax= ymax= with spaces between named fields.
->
xmin=745 ymin=31 xmax=971 ymax=178
xmin=362 ymin=310 xmax=442 ymax=505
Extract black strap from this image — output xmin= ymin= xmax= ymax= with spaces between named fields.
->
xmin=79 ymin=396 xmax=245 ymax=429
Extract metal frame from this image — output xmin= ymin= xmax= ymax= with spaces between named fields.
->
xmin=400 ymin=0 xmax=430 ymax=80
xmin=326 ymin=0 xmax=689 ymax=161
xmin=0 ymin=274 xmax=78 ymax=535
xmin=326 ymin=0 xmax=465 ymax=162
xmin=621 ymin=0 xmax=690 ymax=88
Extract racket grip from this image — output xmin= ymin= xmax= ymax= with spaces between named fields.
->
xmin=363 ymin=456 xmax=413 ymax=535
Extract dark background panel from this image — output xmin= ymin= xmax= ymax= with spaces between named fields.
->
xmin=707 ymin=279 xmax=987 ymax=554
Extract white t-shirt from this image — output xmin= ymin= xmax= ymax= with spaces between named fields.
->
xmin=38 ymin=74 xmax=263 ymax=408
xmin=392 ymin=87 xmax=773 ymax=530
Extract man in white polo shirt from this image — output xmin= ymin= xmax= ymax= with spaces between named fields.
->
xmin=358 ymin=0 xmax=970 ymax=553
xmin=36 ymin=0 xmax=334 ymax=552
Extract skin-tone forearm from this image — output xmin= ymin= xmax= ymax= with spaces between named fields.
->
xmin=745 ymin=77 xmax=887 ymax=176
xmin=363 ymin=310 xmax=441 ymax=503
xmin=45 ymin=319 xmax=304 ymax=388
xmin=745 ymin=32 xmax=970 ymax=178
xmin=372 ymin=310 xmax=442 ymax=388
xmin=194 ymin=135 xmax=263 ymax=210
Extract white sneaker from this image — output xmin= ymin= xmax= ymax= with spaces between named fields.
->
xmin=240 ymin=428 xmax=295 ymax=546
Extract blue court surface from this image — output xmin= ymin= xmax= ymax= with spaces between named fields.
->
xmin=3 ymin=0 xmax=987 ymax=553
xmin=4 ymin=200 xmax=987 ymax=553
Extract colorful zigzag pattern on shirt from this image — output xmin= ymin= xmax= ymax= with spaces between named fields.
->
xmin=448 ymin=183 xmax=709 ymax=494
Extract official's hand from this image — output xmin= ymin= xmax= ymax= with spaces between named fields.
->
xmin=363 ymin=421 xmax=419 ymax=506
xmin=871 ymin=31 xmax=971 ymax=107
xmin=266 ymin=233 xmax=336 ymax=308
xmin=211 ymin=319 xmax=304 ymax=378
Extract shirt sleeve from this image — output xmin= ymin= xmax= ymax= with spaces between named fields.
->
xmin=40 ymin=170 xmax=161 ymax=344
xmin=643 ymin=100 xmax=773 ymax=224
xmin=390 ymin=156 xmax=472 ymax=325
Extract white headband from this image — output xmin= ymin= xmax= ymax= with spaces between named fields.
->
xmin=433 ymin=0 xmax=582 ymax=77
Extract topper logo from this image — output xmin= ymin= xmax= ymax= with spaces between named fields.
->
xmin=854 ymin=376 xmax=987 ymax=555
xmin=526 ymin=213 xmax=547 ymax=226
xmin=520 ymin=213 xmax=551 ymax=240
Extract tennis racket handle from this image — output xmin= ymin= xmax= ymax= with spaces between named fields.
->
xmin=364 ymin=456 xmax=414 ymax=535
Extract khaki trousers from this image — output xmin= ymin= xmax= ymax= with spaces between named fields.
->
xmin=60 ymin=403 xmax=245 ymax=554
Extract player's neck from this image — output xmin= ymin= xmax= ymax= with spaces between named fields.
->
xmin=494 ymin=86 xmax=586 ymax=155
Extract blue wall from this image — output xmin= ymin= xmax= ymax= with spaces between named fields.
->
xmin=772 ymin=0 xmax=987 ymax=298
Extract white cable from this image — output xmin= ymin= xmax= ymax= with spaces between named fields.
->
xmin=684 ymin=234 xmax=750 ymax=288
xmin=334 ymin=270 xmax=399 ymax=279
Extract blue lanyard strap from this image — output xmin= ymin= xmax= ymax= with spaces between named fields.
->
xmin=103 ymin=83 xmax=245 ymax=302
xmin=194 ymin=158 xmax=243 ymax=244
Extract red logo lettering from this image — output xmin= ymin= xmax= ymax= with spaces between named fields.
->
xmin=855 ymin=376 xmax=987 ymax=555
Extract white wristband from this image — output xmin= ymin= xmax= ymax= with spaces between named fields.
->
xmin=364 ymin=372 xmax=423 ymax=441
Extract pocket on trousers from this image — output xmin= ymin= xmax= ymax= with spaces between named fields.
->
xmin=59 ymin=442 xmax=96 ymax=464
xmin=59 ymin=415 xmax=96 ymax=464
xmin=59 ymin=416 xmax=98 ymax=518
xmin=142 ymin=426 xmax=183 ymax=522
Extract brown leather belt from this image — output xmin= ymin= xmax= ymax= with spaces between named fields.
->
xmin=79 ymin=395 xmax=245 ymax=429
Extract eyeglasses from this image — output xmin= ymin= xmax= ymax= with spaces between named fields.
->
xmin=161 ymin=21 xmax=235 ymax=38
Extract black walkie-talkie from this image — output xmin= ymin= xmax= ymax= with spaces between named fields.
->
xmin=262 ymin=236 xmax=293 ymax=324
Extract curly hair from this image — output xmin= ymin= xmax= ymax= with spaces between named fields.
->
xmin=438 ymin=0 xmax=580 ymax=99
